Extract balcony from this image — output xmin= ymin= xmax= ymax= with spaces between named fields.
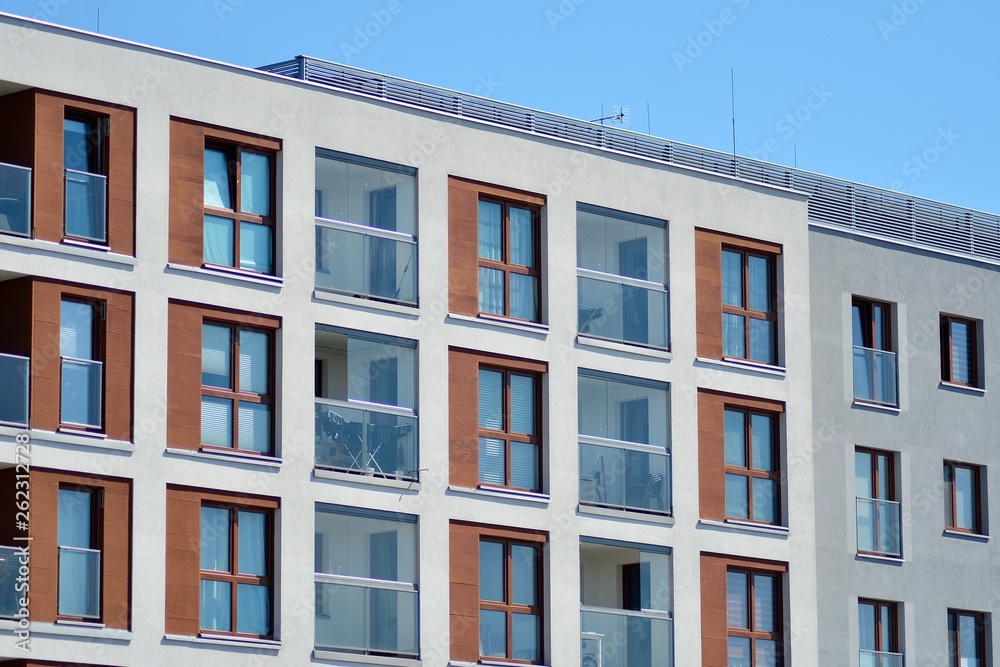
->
xmin=578 ymin=273 xmax=669 ymax=349
xmin=60 ymin=357 xmax=103 ymax=429
xmin=0 ymin=353 xmax=29 ymax=427
xmin=64 ymin=169 xmax=107 ymax=243
xmin=580 ymin=608 xmax=673 ymax=667
xmin=315 ymin=219 xmax=417 ymax=305
xmin=860 ymin=650 xmax=904 ymax=667
xmin=315 ymin=399 xmax=418 ymax=481
xmin=0 ymin=162 xmax=31 ymax=237
xmin=857 ymin=497 xmax=902 ymax=557
xmin=0 ymin=545 xmax=20 ymax=617
xmin=315 ymin=578 xmax=418 ymax=657
xmin=853 ymin=346 xmax=897 ymax=406
xmin=579 ymin=438 xmax=670 ymax=514
xmin=58 ymin=546 xmax=100 ymax=618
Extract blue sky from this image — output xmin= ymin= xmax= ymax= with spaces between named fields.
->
xmin=3 ymin=0 xmax=998 ymax=213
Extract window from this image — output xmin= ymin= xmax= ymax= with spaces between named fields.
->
xmin=576 ymin=205 xmax=669 ymax=349
xmin=852 ymin=298 xmax=897 ymax=405
xmin=578 ymin=371 xmax=670 ymax=514
xmin=477 ymin=198 xmax=540 ymax=322
xmin=314 ymin=505 xmax=418 ymax=657
xmin=858 ymin=600 xmax=901 ymax=666
xmin=314 ymin=150 xmax=417 ymax=305
xmin=949 ymin=610 xmax=986 ymax=667
xmin=942 ymin=316 xmax=980 ymax=387
xmin=945 ymin=462 xmax=983 ymax=534
xmin=726 ymin=569 xmax=782 ymax=666
xmin=203 ymin=144 xmax=275 ymax=274
xmin=60 ymin=298 xmax=103 ymax=431
xmin=201 ymin=322 xmax=273 ymax=454
xmin=478 ymin=367 xmax=540 ymax=492
xmin=855 ymin=448 xmax=901 ymax=557
xmin=314 ymin=327 xmax=418 ymax=480
xmin=722 ymin=247 xmax=776 ymax=364
xmin=479 ymin=539 xmax=542 ymax=663
xmin=58 ymin=487 xmax=101 ymax=620
xmin=579 ymin=539 xmax=673 ymax=667
xmin=724 ymin=408 xmax=780 ymax=524
xmin=200 ymin=504 xmax=272 ymax=637
xmin=64 ymin=112 xmax=108 ymax=243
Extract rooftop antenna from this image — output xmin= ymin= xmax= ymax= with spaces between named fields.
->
xmin=794 ymin=145 xmax=798 ymax=168
xmin=97 ymin=6 xmax=100 ymax=33
xmin=646 ymin=102 xmax=651 ymax=135
xmin=730 ymin=68 xmax=737 ymax=162
xmin=591 ymin=105 xmax=630 ymax=126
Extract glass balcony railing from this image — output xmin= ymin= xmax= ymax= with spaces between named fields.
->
xmin=315 ymin=219 xmax=417 ymax=305
xmin=860 ymin=649 xmax=904 ymax=667
xmin=579 ymin=439 xmax=670 ymax=514
xmin=0 ymin=353 xmax=29 ymax=427
xmin=64 ymin=169 xmax=107 ymax=242
xmin=58 ymin=546 xmax=101 ymax=618
xmin=578 ymin=274 xmax=669 ymax=350
xmin=0 ymin=162 xmax=32 ymax=237
xmin=60 ymin=357 xmax=103 ymax=429
xmin=857 ymin=497 xmax=902 ymax=557
xmin=0 ymin=545 xmax=21 ymax=618
xmin=580 ymin=608 xmax=673 ymax=667
xmin=853 ymin=346 xmax=898 ymax=406
xmin=315 ymin=579 xmax=418 ymax=657
xmin=315 ymin=399 xmax=418 ymax=481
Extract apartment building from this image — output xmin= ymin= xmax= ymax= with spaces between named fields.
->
xmin=0 ymin=11 xmax=992 ymax=667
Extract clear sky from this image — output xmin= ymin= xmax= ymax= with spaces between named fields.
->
xmin=3 ymin=0 xmax=998 ymax=213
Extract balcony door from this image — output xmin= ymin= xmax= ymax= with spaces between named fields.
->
xmin=370 ymin=530 xmax=398 ymax=652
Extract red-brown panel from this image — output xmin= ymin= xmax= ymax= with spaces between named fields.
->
xmin=449 ymin=522 xmax=480 ymax=663
xmin=698 ymin=390 xmax=726 ymax=521
xmin=695 ymin=229 xmax=723 ymax=360
xmin=29 ymin=280 xmax=61 ymax=434
xmin=700 ymin=553 xmax=728 ymax=667
xmin=448 ymin=179 xmax=480 ymax=316
xmin=168 ymin=118 xmax=206 ymax=267
xmin=33 ymin=93 xmax=64 ymax=246
xmin=164 ymin=486 xmax=201 ymax=636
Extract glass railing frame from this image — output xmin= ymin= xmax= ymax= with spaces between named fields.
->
xmin=852 ymin=345 xmax=898 ymax=406
xmin=0 ymin=545 xmax=22 ymax=618
xmin=57 ymin=544 xmax=101 ymax=619
xmin=577 ymin=268 xmax=670 ymax=350
xmin=0 ymin=352 xmax=30 ymax=428
xmin=63 ymin=168 xmax=108 ymax=243
xmin=59 ymin=356 xmax=104 ymax=430
xmin=315 ymin=397 xmax=419 ymax=481
xmin=580 ymin=605 xmax=674 ymax=667
xmin=859 ymin=648 xmax=904 ymax=667
xmin=579 ymin=435 xmax=672 ymax=515
xmin=314 ymin=573 xmax=419 ymax=658
xmin=856 ymin=496 xmax=902 ymax=558
xmin=0 ymin=161 xmax=32 ymax=238
xmin=315 ymin=217 xmax=418 ymax=306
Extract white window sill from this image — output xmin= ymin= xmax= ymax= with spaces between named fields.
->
xmin=165 ymin=447 xmax=282 ymax=469
xmin=939 ymin=381 xmax=986 ymax=395
xmin=697 ymin=518 xmax=789 ymax=538
xmin=462 ymin=661 xmax=553 ymax=667
xmin=851 ymin=400 xmax=901 ymax=414
xmin=448 ymin=485 xmax=550 ymax=505
xmin=943 ymin=528 xmax=990 ymax=542
xmin=0 ymin=233 xmax=136 ymax=267
xmin=695 ymin=356 xmax=787 ymax=378
xmin=0 ymin=426 xmax=134 ymax=453
xmin=166 ymin=262 xmax=284 ymax=289
xmin=313 ymin=289 xmax=420 ymax=317
xmin=446 ymin=313 xmax=549 ymax=337
xmin=313 ymin=467 xmax=421 ymax=491
xmin=164 ymin=633 xmax=281 ymax=650
xmin=314 ymin=649 xmax=421 ymax=666
xmin=578 ymin=503 xmax=674 ymax=525
xmin=855 ymin=553 xmax=904 ymax=565
xmin=576 ymin=335 xmax=672 ymax=360
xmin=0 ymin=619 xmax=131 ymax=642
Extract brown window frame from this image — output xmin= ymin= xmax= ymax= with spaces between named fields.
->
xmin=477 ymin=365 xmax=542 ymax=492
xmin=55 ymin=484 xmax=103 ymax=623
xmin=63 ymin=109 xmax=110 ymax=245
xmin=724 ymin=406 xmax=781 ymax=525
xmin=477 ymin=197 xmax=541 ymax=322
xmin=948 ymin=609 xmax=987 ymax=667
xmin=58 ymin=296 xmax=106 ymax=434
xmin=858 ymin=599 xmax=899 ymax=655
xmin=856 ymin=447 xmax=899 ymax=557
xmin=479 ymin=538 xmax=543 ymax=664
xmin=853 ymin=298 xmax=893 ymax=352
xmin=941 ymin=315 xmax=980 ymax=387
xmin=944 ymin=461 xmax=983 ymax=534
xmin=726 ymin=567 xmax=783 ymax=665
xmin=200 ymin=320 xmax=274 ymax=455
xmin=721 ymin=246 xmax=777 ymax=364
xmin=199 ymin=502 xmax=274 ymax=639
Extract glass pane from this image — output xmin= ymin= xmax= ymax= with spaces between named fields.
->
xmin=512 ymin=613 xmax=541 ymax=662
xmin=202 ymin=324 xmax=232 ymax=388
xmin=200 ymin=580 xmax=231 ymax=631
xmin=315 ymin=583 xmax=418 ymax=655
xmin=880 ymin=605 xmax=894 ymax=652
xmin=852 ymin=304 xmax=866 ymax=347
xmin=64 ymin=170 xmax=106 ymax=241
xmin=0 ymin=354 xmax=30 ymax=426
xmin=855 ymin=451 xmax=873 ymax=498
xmin=64 ymin=117 xmax=98 ymax=172
xmin=58 ymin=489 xmax=93 ymax=548
xmin=728 ymin=636 xmax=751 ymax=665
xmin=238 ymin=511 xmax=267 ymax=575
xmin=480 ymin=609 xmax=507 ymax=658
xmin=753 ymin=574 xmax=778 ymax=632
xmin=510 ymin=207 xmax=535 ymax=267
xmin=204 ymin=148 xmax=232 ymax=209
xmin=204 ymin=215 xmax=235 ymax=267
xmin=722 ymin=250 xmax=743 ymax=307
xmin=858 ymin=603 xmax=876 ymax=651
xmin=751 ymin=413 xmax=775 ymax=471
xmin=60 ymin=358 xmax=102 ymax=428
xmin=478 ymin=201 xmax=502 ymax=260
xmin=749 ymin=318 xmax=775 ymax=364
xmin=723 ymin=313 xmax=746 ymax=358
xmin=479 ymin=541 xmax=504 ymax=602
xmin=478 ymin=437 xmax=506 ymax=486
xmin=726 ymin=571 xmax=749 ymax=628
xmin=201 ymin=396 xmax=233 ymax=447
xmin=510 ymin=441 xmax=539 ymax=490
xmin=578 ymin=442 xmax=669 ymax=512
xmin=960 ymin=615 xmax=981 ymax=666
xmin=237 ymin=583 xmax=271 ymax=635
xmin=478 ymin=369 xmax=503 ymax=429
xmin=951 ymin=320 xmax=974 ymax=384
xmin=238 ymin=330 xmax=269 ymax=394
xmin=479 ymin=267 xmax=505 ymax=315
xmin=238 ymin=402 xmax=272 ymax=453
xmin=60 ymin=300 xmax=94 ymax=359
xmin=510 ymin=273 xmax=538 ymax=321
xmin=753 ymin=478 xmax=779 ymax=523
xmin=240 ymin=152 xmax=270 ymax=216
xmin=956 ymin=467 xmax=977 ymax=530
xmin=578 ymin=276 xmax=623 ymax=342
xmin=724 ymin=410 xmax=746 ymax=467
xmin=755 ymin=639 xmax=780 ymax=667
xmin=748 ymin=255 xmax=771 ymax=312
xmin=239 ymin=221 xmax=273 ymax=274
xmin=877 ymin=455 xmax=891 ymax=500
xmin=511 ymin=544 xmax=536 ymax=605
xmin=509 ymin=374 xmax=536 ymax=435
xmin=58 ymin=547 xmax=100 ymax=618
xmin=726 ymin=474 xmax=749 ymax=519
xmin=0 ymin=162 xmax=32 ymax=236
xmin=315 ymin=225 xmax=366 ymax=295
xmin=314 ymin=509 xmax=417 ymax=582
xmin=201 ymin=506 xmax=230 ymax=571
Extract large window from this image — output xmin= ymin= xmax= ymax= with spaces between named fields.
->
xmin=203 ymin=143 xmax=275 ymax=275
xmin=314 ymin=327 xmax=417 ymax=480
xmin=724 ymin=407 xmax=780 ymax=525
xmin=478 ymin=367 xmax=540 ymax=492
xmin=576 ymin=205 xmax=668 ymax=349
xmin=859 ymin=600 xmax=901 ymax=667
xmin=314 ymin=505 xmax=418 ymax=658
xmin=478 ymin=198 xmax=540 ymax=322
xmin=60 ymin=298 xmax=103 ymax=431
xmin=722 ymin=246 xmax=776 ymax=364
xmin=852 ymin=298 xmax=897 ymax=405
xmin=941 ymin=316 xmax=980 ymax=387
xmin=578 ymin=371 xmax=670 ymax=514
xmin=948 ymin=610 xmax=986 ymax=667
xmin=58 ymin=487 xmax=101 ymax=620
xmin=945 ymin=461 xmax=983 ymax=534
xmin=64 ymin=112 xmax=108 ymax=243
xmin=315 ymin=150 xmax=417 ymax=305
xmin=479 ymin=539 xmax=542 ymax=663
xmin=726 ymin=569 xmax=782 ymax=666
xmin=201 ymin=322 xmax=273 ymax=454
xmin=855 ymin=448 xmax=901 ymax=557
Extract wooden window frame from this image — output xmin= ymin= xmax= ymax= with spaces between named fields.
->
xmin=55 ymin=484 xmax=103 ymax=623
xmin=858 ymin=598 xmax=898 ymax=654
xmin=726 ymin=567 xmax=783 ymax=664
xmin=199 ymin=502 xmax=274 ymax=639
xmin=63 ymin=110 xmax=109 ymax=176
xmin=853 ymin=298 xmax=893 ymax=352
xmin=724 ymin=406 xmax=781 ymax=525
xmin=200 ymin=320 xmax=274 ymax=455
xmin=856 ymin=447 xmax=898 ymax=557
xmin=721 ymin=245 xmax=777 ymax=363
xmin=478 ymin=365 xmax=542 ymax=492
xmin=941 ymin=315 xmax=980 ymax=387
xmin=477 ymin=197 xmax=541 ymax=322
xmin=949 ymin=609 xmax=987 ymax=667
xmin=944 ymin=461 xmax=983 ymax=534
xmin=479 ymin=538 xmax=543 ymax=664
xmin=58 ymin=296 xmax=106 ymax=434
